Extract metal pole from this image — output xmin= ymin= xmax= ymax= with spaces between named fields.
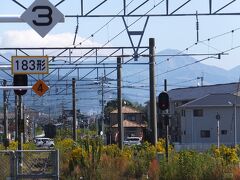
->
xmin=217 ymin=119 xmax=220 ymax=148
xmin=234 ymin=104 xmax=237 ymax=147
xmin=117 ymin=57 xmax=123 ymax=149
xmin=3 ymin=80 xmax=9 ymax=149
xmin=149 ymin=38 xmax=157 ymax=145
xmin=72 ymin=78 xmax=77 ymax=141
xmin=164 ymin=79 xmax=169 ymax=161
xmin=216 ymin=112 xmax=220 ymax=148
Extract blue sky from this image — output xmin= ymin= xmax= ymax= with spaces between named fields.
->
xmin=0 ymin=0 xmax=240 ymax=70
xmin=1 ymin=0 xmax=240 ymax=113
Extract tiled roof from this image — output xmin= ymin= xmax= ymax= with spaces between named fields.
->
xmin=179 ymin=93 xmax=240 ymax=108
xmin=168 ymin=82 xmax=239 ymax=101
xmin=111 ymin=106 xmax=142 ymax=114
xmin=112 ymin=120 xmax=147 ymax=128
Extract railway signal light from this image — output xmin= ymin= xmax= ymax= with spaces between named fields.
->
xmin=13 ymin=74 xmax=28 ymax=96
xmin=158 ymin=91 xmax=169 ymax=110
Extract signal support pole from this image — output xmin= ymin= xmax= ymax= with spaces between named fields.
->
xmin=149 ymin=38 xmax=157 ymax=145
xmin=17 ymin=94 xmax=23 ymax=172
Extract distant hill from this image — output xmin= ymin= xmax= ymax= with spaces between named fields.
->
xmin=1 ymin=49 xmax=239 ymax=114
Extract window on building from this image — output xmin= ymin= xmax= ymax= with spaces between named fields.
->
xmin=193 ymin=109 xmax=203 ymax=117
xmin=200 ymin=130 xmax=210 ymax=138
xmin=181 ymin=110 xmax=186 ymax=117
xmin=221 ymin=130 xmax=227 ymax=135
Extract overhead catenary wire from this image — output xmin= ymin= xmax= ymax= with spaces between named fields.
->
xmin=3 ymin=1 xmax=240 ymax=114
xmin=123 ymin=27 xmax=240 ymax=85
xmin=41 ymin=0 xmax=165 ymax=96
xmin=53 ymin=0 xmax=164 ymax=75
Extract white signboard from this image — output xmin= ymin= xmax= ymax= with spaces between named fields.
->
xmin=11 ymin=56 xmax=49 ymax=74
xmin=20 ymin=0 xmax=64 ymax=37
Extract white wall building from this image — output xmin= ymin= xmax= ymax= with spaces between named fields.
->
xmin=166 ymin=82 xmax=240 ymax=151
xmin=179 ymin=93 xmax=240 ymax=146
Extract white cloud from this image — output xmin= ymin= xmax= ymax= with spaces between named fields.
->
xmin=0 ymin=30 xmax=121 ymax=61
xmin=1 ymin=29 xmax=101 ymax=47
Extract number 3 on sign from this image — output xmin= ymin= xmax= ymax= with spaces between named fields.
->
xmin=32 ymin=6 xmax=53 ymax=26
xmin=32 ymin=80 xmax=49 ymax=96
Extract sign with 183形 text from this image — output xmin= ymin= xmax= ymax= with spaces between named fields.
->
xmin=11 ymin=56 xmax=49 ymax=74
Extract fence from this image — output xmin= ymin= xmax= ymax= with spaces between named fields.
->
xmin=0 ymin=150 xmax=59 ymax=180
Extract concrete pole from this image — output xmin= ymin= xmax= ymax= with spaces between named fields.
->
xmin=72 ymin=78 xmax=77 ymax=141
xmin=149 ymin=38 xmax=157 ymax=145
xmin=117 ymin=57 xmax=123 ymax=149
xmin=101 ymin=75 xmax=104 ymax=137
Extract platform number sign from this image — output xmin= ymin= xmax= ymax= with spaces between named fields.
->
xmin=20 ymin=0 xmax=64 ymax=37
xmin=11 ymin=56 xmax=49 ymax=74
xmin=32 ymin=80 xmax=49 ymax=96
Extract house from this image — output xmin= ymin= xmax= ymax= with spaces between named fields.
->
xmin=178 ymin=93 xmax=240 ymax=146
xmin=109 ymin=106 xmax=147 ymax=142
xmin=167 ymin=82 xmax=240 ymax=143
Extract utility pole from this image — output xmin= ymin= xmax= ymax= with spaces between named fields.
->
xmin=3 ymin=80 xmax=9 ymax=149
xmin=72 ymin=78 xmax=77 ymax=141
xmin=101 ymin=74 xmax=104 ymax=138
xmin=117 ymin=57 xmax=123 ymax=149
xmin=149 ymin=38 xmax=157 ymax=145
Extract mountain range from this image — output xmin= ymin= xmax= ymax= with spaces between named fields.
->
xmin=0 ymin=49 xmax=240 ymax=114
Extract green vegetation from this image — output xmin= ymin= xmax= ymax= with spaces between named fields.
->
xmin=57 ymin=139 xmax=240 ymax=179
xmin=1 ymin=137 xmax=240 ymax=179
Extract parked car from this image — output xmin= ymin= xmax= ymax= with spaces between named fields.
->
xmin=123 ymin=137 xmax=141 ymax=146
xmin=34 ymin=138 xmax=55 ymax=148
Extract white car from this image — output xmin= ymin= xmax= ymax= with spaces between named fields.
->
xmin=34 ymin=138 xmax=55 ymax=148
xmin=123 ymin=137 xmax=142 ymax=146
